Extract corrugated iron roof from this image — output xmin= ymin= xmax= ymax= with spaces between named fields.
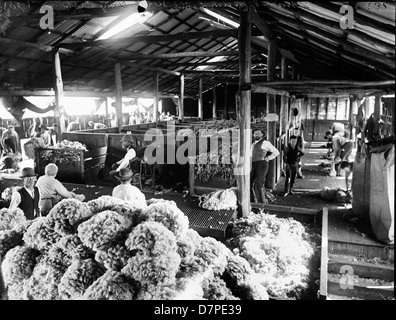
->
xmin=0 ymin=1 xmax=394 ymax=97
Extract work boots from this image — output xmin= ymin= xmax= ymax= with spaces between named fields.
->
xmin=258 ymin=186 xmax=267 ymax=204
xmin=283 ymin=182 xmax=289 ymax=197
xmin=283 ymin=182 xmax=294 ymax=196
xmin=289 ymin=185 xmax=295 ymax=195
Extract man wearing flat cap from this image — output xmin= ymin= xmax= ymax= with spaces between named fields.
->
xmin=9 ymin=167 xmax=41 ymax=220
xmin=110 ymin=134 xmax=137 ymax=175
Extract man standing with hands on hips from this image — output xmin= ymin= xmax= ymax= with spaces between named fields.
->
xmin=250 ymin=128 xmax=279 ymax=204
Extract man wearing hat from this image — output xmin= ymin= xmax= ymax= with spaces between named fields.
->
xmin=112 ymin=167 xmax=146 ymax=203
xmin=250 ymin=128 xmax=279 ymax=204
xmin=110 ymin=134 xmax=137 ymax=175
xmin=9 ymin=167 xmax=41 ymax=220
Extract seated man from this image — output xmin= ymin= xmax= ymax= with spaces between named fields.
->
xmin=110 ymin=134 xmax=136 ymax=176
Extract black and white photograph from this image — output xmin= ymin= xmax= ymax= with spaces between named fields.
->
xmin=0 ymin=0 xmax=394 ymax=308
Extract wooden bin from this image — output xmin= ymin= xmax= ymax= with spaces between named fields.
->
xmin=35 ymin=146 xmax=107 ymax=184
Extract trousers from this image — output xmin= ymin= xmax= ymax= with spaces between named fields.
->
xmin=285 ymin=162 xmax=298 ymax=187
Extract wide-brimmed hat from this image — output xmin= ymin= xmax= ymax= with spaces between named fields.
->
xmin=20 ymin=167 xmax=37 ymax=178
xmin=121 ymin=134 xmax=134 ymax=143
xmin=113 ymin=167 xmax=133 ymax=180
xmin=40 ymin=124 xmax=48 ymax=130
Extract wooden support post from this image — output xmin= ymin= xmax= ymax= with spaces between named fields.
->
xmin=105 ymin=97 xmax=111 ymax=127
xmin=189 ymin=156 xmax=195 ymax=196
xmin=198 ymin=78 xmax=203 ymax=120
xmin=349 ymin=98 xmax=355 ymax=142
xmin=114 ymin=62 xmax=123 ymax=131
xmin=319 ymin=207 xmax=329 ymax=299
xmin=52 ymin=50 xmax=66 ymax=134
xmin=236 ymin=3 xmax=252 ymax=218
xmin=374 ymin=95 xmax=382 ymax=120
xmin=306 ymin=97 xmax=311 ymax=120
xmin=365 ymin=96 xmax=374 ymax=119
xmin=266 ymin=40 xmax=277 ymax=190
xmin=153 ymin=71 xmax=159 ymax=122
xmin=212 ymin=82 xmax=217 ymax=119
xmin=280 ymin=56 xmax=288 ymax=136
xmin=179 ymin=74 xmax=185 ymax=121
xmin=224 ymin=83 xmax=228 ymax=120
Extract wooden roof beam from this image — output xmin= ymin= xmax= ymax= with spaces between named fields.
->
xmin=313 ymin=2 xmax=395 ymax=34
xmin=118 ymin=50 xmax=241 ymax=60
xmin=283 ymin=5 xmax=395 ymax=52
xmin=272 ymin=22 xmax=394 ymax=75
xmin=0 ymin=38 xmax=74 ymax=56
xmin=266 ymin=10 xmax=395 ymax=68
xmin=58 ymin=29 xmax=244 ymax=49
xmin=251 ymin=7 xmax=276 ymax=41
xmin=8 ymin=4 xmax=143 ymax=25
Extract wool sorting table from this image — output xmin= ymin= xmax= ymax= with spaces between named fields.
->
xmin=64 ymin=183 xmax=236 ymax=242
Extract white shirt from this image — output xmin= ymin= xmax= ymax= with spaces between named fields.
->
xmin=112 ymin=184 xmax=146 ymax=204
xmin=116 ymin=148 xmax=137 ymax=172
xmin=36 ymin=175 xmax=73 ymax=199
xmin=250 ymin=139 xmax=279 ymax=161
xmin=9 ymin=187 xmax=41 ymax=217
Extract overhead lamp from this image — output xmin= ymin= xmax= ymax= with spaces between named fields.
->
xmin=97 ymin=11 xmax=153 ymax=40
xmin=138 ymin=1 xmax=148 ymax=13
xmin=201 ymin=8 xmax=239 ymax=28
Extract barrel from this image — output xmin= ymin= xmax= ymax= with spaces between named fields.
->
xmin=369 ymin=145 xmax=394 ymax=244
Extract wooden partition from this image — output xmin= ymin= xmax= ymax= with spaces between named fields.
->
xmin=304 ymin=119 xmax=350 ymax=141
xmin=78 ymin=127 xmax=119 ymax=134
xmin=35 ymin=146 xmax=107 ymax=184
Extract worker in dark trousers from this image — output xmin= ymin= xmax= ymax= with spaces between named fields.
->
xmin=296 ymin=135 xmax=305 ymax=179
xmin=324 ymin=130 xmax=354 ymax=176
xmin=250 ymin=128 xmax=279 ymax=204
xmin=339 ymin=161 xmax=353 ymax=194
xmin=283 ymin=135 xmax=305 ymax=197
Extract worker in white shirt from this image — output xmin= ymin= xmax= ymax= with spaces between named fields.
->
xmin=110 ymin=134 xmax=137 ymax=175
xmin=250 ymin=128 xmax=279 ymax=204
xmin=324 ymin=129 xmax=354 ymax=176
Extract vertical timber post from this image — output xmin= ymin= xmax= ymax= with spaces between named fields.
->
xmin=114 ymin=62 xmax=123 ymax=131
xmin=224 ymin=83 xmax=228 ymax=119
xmin=265 ymin=40 xmax=277 ymax=190
xmin=198 ymin=78 xmax=203 ymax=120
xmin=52 ymin=50 xmax=66 ymax=134
xmin=179 ymin=74 xmax=185 ymax=121
xmin=153 ymin=71 xmax=159 ymax=123
xmin=236 ymin=3 xmax=252 ymax=218
xmin=212 ymin=81 xmax=217 ymax=119
xmin=280 ymin=56 xmax=288 ymax=137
